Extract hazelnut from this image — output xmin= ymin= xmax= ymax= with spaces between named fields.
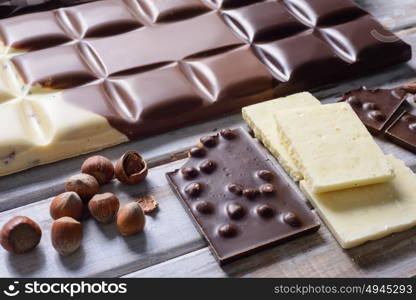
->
xmin=51 ymin=217 xmax=83 ymax=256
xmin=88 ymin=193 xmax=120 ymax=224
xmin=115 ymin=151 xmax=148 ymax=184
xmin=81 ymin=155 xmax=114 ymax=185
xmin=0 ymin=216 xmax=42 ymax=254
xmin=65 ymin=174 xmax=99 ymax=202
xmin=50 ymin=192 xmax=83 ymax=221
xmin=116 ymin=202 xmax=145 ymax=236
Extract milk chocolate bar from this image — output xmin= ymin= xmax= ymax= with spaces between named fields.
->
xmin=0 ymin=0 xmax=99 ymax=18
xmin=166 ymin=128 xmax=320 ymax=264
xmin=0 ymin=0 xmax=411 ymax=176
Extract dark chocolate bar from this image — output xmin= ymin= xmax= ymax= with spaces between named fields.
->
xmin=339 ymin=87 xmax=408 ymax=134
xmin=166 ymin=128 xmax=320 ymax=264
xmin=0 ymin=0 xmax=411 ymax=140
xmin=0 ymin=0 xmax=99 ymax=18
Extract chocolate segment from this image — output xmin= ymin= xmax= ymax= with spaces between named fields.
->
xmin=166 ymin=128 xmax=320 ymax=264
xmin=386 ymin=112 xmax=416 ymax=153
xmin=339 ymin=87 xmax=408 ymax=134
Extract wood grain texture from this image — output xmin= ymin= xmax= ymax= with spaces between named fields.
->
xmin=127 ymin=225 xmax=416 ymax=278
xmin=0 ymin=161 xmax=206 ymax=277
xmin=0 ymin=0 xmax=416 ymax=278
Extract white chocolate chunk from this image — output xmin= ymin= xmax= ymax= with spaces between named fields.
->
xmin=0 ymin=94 xmax=127 ymax=176
xmin=242 ymin=92 xmax=320 ymax=181
xmin=274 ymin=102 xmax=393 ymax=193
xmin=301 ymin=155 xmax=416 ymax=248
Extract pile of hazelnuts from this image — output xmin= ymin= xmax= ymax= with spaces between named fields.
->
xmin=0 ymin=150 xmax=149 ymax=256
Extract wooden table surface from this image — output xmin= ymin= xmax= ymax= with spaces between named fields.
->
xmin=1 ymin=0 xmax=416 ymax=278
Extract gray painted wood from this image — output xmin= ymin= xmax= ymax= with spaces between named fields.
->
xmin=127 ymin=225 xmax=416 ymax=278
xmin=0 ymin=0 xmax=416 ymax=278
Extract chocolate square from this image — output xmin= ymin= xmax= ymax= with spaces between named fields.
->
xmin=386 ymin=112 xmax=416 ymax=153
xmin=166 ymin=128 xmax=320 ymax=264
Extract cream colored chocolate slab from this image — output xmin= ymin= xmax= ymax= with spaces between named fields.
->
xmin=242 ymin=92 xmax=320 ymax=181
xmin=0 ymin=94 xmax=127 ymax=176
xmin=300 ymin=155 xmax=416 ymax=249
xmin=274 ymin=102 xmax=393 ymax=193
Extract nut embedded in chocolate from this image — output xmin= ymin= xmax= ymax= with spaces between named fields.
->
xmin=181 ymin=167 xmax=199 ymax=180
xmin=220 ymin=129 xmax=237 ymax=140
xmin=243 ymin=188 xmax=260 ymax=200
xmin=260 ymin=184 xmax=275 ymax=195
xmin=227 ymin=183 xmax=243 ymax=196
xmin=200 ymin=136 xmax=218 ymax=148
xmin=409 ymin=123 xmax=416 ymax=132
xmin=218 ymin=224 xmax=238 ymax=238
xmin=283 ymin=212 xmax=301 ymax=227
xmin=189 ymin=147 xmax=206 ymax=158
xmin=195 ymin=200 xmax=213 ymax=214
xmin=257 ymin=170 xmax=274 ymax=182
xmin=185 ymin=182 xmax=203 ymax=197
xmin=0 ymin=216 xmax=42 ymax=254
xmin=256 ymin=204 xmax=275 ymax=218
xmin=346 ymin=96 xmax=361 ymax=107
xmin=368 ymin=110 xmax=386 ymax=122
xmin=362 ymin=102 xmax=378 ymax=110
xmin=199 ymin=160 xmax=216 ymax=174
xmin=226 ymin=203 xmax=246 ymax=220
xmin=115 ymin=151 xmax=148 ymax=185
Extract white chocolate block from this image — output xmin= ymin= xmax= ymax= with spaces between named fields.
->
xmin=242 ymin=92 xmax=320 ymax=181
xmin=300 ymin=155 xmax=416 ymax=248
xmin=0 ymin=95 xmax=127 ymax=176
xmin=274 ymin=102 xmax=393 ymax=193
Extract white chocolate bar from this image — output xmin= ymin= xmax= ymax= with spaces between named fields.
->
xmin=242 ymin=92 xmax=320 ymax=181
xmin=300 ymin=155 xmax=416 ymax=248
xmin=0 ymin=94 xmax=127 ymax=176
xmin=274 ymin=102 xmax=393 ymax=193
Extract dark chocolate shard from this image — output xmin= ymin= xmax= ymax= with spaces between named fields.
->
xmin=385 ymin=112 xmax=416 ymax=154
xmin=166 ymin=128 xmax=320 ymax=265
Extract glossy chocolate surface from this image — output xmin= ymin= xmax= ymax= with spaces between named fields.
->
xmin=166 ymin=128 xmax=320 ymax=264
xmin=0 ymin=0 xmax=98 ymax=18
xmin=340 ymin=87 xmax=408 ymax=134
xmin=0 ymin=0 xmax=411 ymax=139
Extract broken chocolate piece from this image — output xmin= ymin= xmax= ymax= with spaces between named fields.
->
xmin=166 ymin=127 xmax=320 ymax=264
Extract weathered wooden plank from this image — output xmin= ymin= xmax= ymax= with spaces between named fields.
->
xmin=355 ymin=0 xmax=416 ymax=31
xmin=126 ymin=225 xmax=416 ymax=278
xmin=0 ymin=161 xmax=206 ymax=277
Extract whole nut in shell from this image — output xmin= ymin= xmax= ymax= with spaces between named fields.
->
xmin=116 ymin=202 xmax=146 ymax=236
xmin=50 ymin=192 xmax=83 ymax=221
xmin=88 ymin=193 xmax=120 ymax=224
xmin=65 ymin=174 xmax=99 ymax=202
xmin=51 ymin=217 xmax=83 ymax=256
xmin=115 ymin=151 xmax=148 ymax=184
xmin=81 ymin=155 xmax=114 ymax=184
xmin=0 ymin=216 xmax=42 ymax=254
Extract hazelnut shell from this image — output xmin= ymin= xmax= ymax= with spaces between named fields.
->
xmin=50 ymin=192 xmax=83 ymax=221
xmin=65 ymin=174 xmax=99 ymax=202
xmin=116 ymin=202 xmax=146 ymax=236
xmin=115 ymin=151 xmax=148 ymax=185
xmin=51 ymin=217 xmax=83 ymax=256
xmin=81 ymin=155 xmax=114 ymax=185
xmin=88 ymin=193 xmax=120 ymax=224
xmin=0 ymin=216 xmax=42 ymax=254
